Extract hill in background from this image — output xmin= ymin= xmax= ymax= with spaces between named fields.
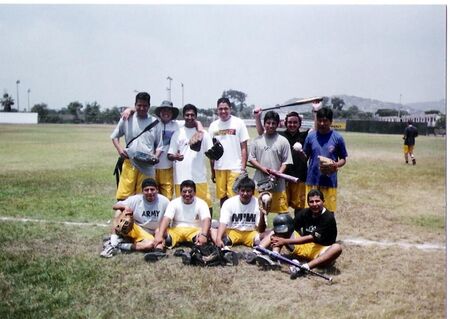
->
xmin=283 ymin=95 xmax=446 ymax=114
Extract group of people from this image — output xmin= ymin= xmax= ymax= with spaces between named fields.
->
xmin=101 ymin=91 xmax=348 ymax=273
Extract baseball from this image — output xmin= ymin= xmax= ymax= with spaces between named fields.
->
xmin=293 ymin=142 xmax=303 ymax=152
xmin=261 ymin=193 xmax=271 ymax=204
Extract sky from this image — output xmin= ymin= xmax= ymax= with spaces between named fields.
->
xmin=0 ymin=4 xmax=446 ymax=111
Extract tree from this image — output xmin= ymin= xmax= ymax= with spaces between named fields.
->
xmin=330 ymin=97 xmax=345 ymax=111
xmin=67 ymin=101 xmax=84 ymax=122
xmin=425 ymin=110 xmax=440 ymax=114
xmin=436 ymin=116 xmax=446 ymax=129
xmin=1 ymin=93 xmax=15 ymax=112
xmin=85 ymin=102 xmax=101 ymax=123
xmin=221 ymin=89 xmax=247 ymax=115
xmin=375 ymin=109 xmax=400 ymax=117
xmin=31 ymin=103 xmax=49 ymax=122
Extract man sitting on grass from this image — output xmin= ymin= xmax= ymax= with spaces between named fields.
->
xmin=212 ymin=176 xmax=269 ymax=249
xmin=100 ymin=178 xmax=169 ymax=258
xmin=150 ymin=180 xmax=211 ymax=261
xmin=256 ymin=189 xmax=342 ymax=274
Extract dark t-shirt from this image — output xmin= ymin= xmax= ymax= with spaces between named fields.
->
xmin=293 ymin=207 xmax=337 ymax=246
xmin=280 ymin=130 xmax=309 ymax=182
xmin=404 ymin=125 xmax=418 ymax=146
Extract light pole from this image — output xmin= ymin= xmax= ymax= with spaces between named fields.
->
xmin=27 ymin=89 xmax=31 ymax=112
xmin=398 ymin=94 xmax=402 ymax=120
xmin=181 ymin=82 xmax=184 ymax=107
xmin=166 ymin=76 xmax=173 ymax=101
xmin=16 ymin=80 xmax=20 ymax=111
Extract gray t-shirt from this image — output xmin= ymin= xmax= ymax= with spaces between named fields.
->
xmin=117 ymin=193 xmax=169 ymax=234
xmin=249 ymin=133 xmax=293 ymax=192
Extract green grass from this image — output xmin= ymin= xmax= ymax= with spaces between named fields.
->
xmin=0 ymin=124 xmax=446 ymax=318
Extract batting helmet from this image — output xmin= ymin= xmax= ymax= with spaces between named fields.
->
xmin=272 ymin=214 xmax=294 ymax=237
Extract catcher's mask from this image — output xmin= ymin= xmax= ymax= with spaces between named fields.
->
xmin=273 ymin=214 xmax=294 ymax=238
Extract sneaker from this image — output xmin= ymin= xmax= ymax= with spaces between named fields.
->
xmin=173 ymin=248 xmax=186 ymax=257
xmin=255 ymin=255 xmax=281 ymax=270
xmin=144 ymin=249 xmax=167 ymax=263
xmin=100 ymin=244 xmax=119 ymax=258
xmin=289 ymin=259 xmax=301 ymax=274
xmin=412 ymin=158 xmax=416 ymax=165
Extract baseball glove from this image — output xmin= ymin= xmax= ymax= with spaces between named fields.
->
xmin=258 ymin=191 xmax=272 ymax=214
xmin=318 ymin=155 xmax=336 ymax=175
xmin=205 ymin=138 xmax=224 ymax=161
xmin=113 ymin=209 xmax=134 ymax=236
xmin=134 ymin=151 xmax=159 ymax=165
xmin=189 ymin=131 xmax=204 ymax=152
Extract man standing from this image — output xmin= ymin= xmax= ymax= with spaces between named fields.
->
xmin=303 ymin=107 xmax=347 ymax=213
xmin=153 ymin=180 xmax=211 ymax=249
xmin=153 ymin=100 xmax=180 ymax=200
xmin=280 ymin=112 xmax=309 ymax=209
xmin=249 ymin=111 xmax=293 ymax=214
xmin=100 ymin=178 xmax=169 ymax=257
xmin=403 ymin=120 xmax=418 ymax=165
xmin=111 ymin=92 xmax=160 ymax=200
xmin=213 ymin=176 xmax=268 ymax=248
xmin=208 ymin=97 xmax=250 ymax=206
xmin=168 ymin=104 xmax=214 ymax=215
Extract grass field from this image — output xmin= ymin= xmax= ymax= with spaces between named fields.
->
xmin=0 ymin=124 xmax=446 ymax=319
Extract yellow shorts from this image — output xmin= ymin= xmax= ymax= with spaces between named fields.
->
xmin=175 ymin=183 xmax=212 ymax=208
xmin=116 ymin=159 xmax=153 ymax=200
xmin=226 ymin=229 xmax=259 ymax=247
xmin=167 ymin=226 xmax=201 ymax=248
xmin=285 ymin=181 xmax=306 ymax=210
xmin=215 ymin=170 xmax=240 ymax=199
xmin=156 ymin=168 xmax=174 ymax=200
xmin=125 ymin=223 xmax=154 ymax=244
xmin=291 ymin=232 xmax=328 ymax=260
xmin=255 ymin=190 xmax=289 ymax=214
xmin=305 ymin=185 xmax=337 ymax=213
xmin=403 ymin=145 xmax=414 ymax=154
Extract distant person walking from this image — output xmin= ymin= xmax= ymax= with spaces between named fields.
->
xmin=403 ymin=120 xmax=418 ymax=165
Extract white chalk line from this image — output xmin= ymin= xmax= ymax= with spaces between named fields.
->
xmin=0 ymin=216 xmax=445 ymax=251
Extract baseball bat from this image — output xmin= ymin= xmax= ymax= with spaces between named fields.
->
xmin=246 ymin=163 xmax=299 ymax=183
xmin=255 ymin=96 xmax=324 ymax=113
xmin=255 ymin=246 xmax=333 ymax=282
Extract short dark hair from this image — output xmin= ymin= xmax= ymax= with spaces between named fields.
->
xmin=307 ymin=189 xmax=324 ymax=201
xmin=264 ymin=111 xmax=280 ymax=125
xmin=316 ymin=107 xmax=333 ymax=122
xmin=180 ymin=179 xmax=196 ymax=193
xmin=183 ymin=104 xmax=198 ymax=116
xmin=237 ymin=176 xmax=255 ymax=191
xmin=217 ymin=97 xmax=231 ymax=108
xmin=135 ymin=92 xmax=151 ymax=105
xmin=142 ymin=178 xmax=158 ymax=189
xmin=285 ymin=111 xmax=302 ymax=124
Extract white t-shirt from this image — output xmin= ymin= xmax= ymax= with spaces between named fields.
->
xmin=155 ymin=120 xmax=182 ymax=170
xmin=219 ymin=195 xmax=261 ymax=231
xmin=208 ymin=115 xmax=249 ymax=171
xmin=164 ymin=197 xmax=210 ymax=228
xmin=117 ymin=193 xmax=170 ymax=234
xmin=168 ymin=127 xmax=213 ymax=184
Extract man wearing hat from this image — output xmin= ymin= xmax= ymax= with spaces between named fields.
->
xmin=153 ymin=100 xmax=181 ymax=200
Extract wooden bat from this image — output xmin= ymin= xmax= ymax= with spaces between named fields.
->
xmin=255 ymin=96 xmax=323 ymax=113
xmin=247 ymin=163 xmax=299 ymax=183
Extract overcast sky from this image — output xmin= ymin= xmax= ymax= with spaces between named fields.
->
xmin=0 ymin=4 xmax=446 ymax=111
